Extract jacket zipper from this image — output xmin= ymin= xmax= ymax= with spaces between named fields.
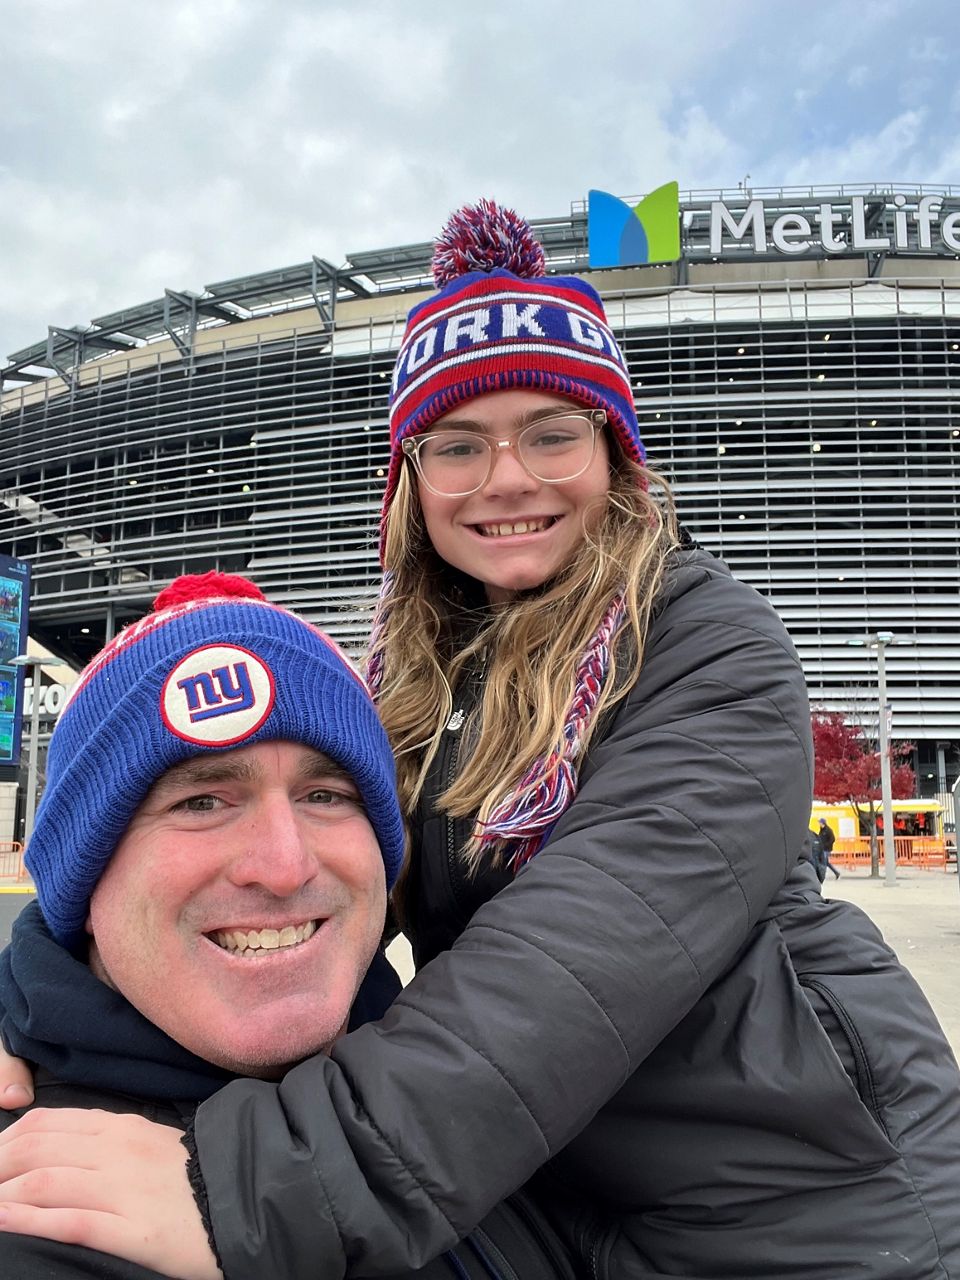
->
xmin=506 ymin=1189 xmax=576 ymax=1279
xmin=438 ymin=650 xmax=487 ymax=919
xmin=469 ymin=1225 xmax=520 ymax=1280
xmin=442 ymin=1247 xmax=474 ymax=1280
xmin=587 ymin=1224 xmax=603 ymax=1280
xmin=442 ymin=706 xmax=472 ymax=916
xmin=798 ymin=976 xmax=888 ymax=1134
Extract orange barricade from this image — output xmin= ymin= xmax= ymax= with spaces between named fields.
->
xmin=0 ymin=841 xmax=26 ymax=880
xmin=832 ymin=839 xmax=872 ymax=868
xmin=832 ymin=836 xmax=948 ymax=870
xmin=898 ymin=836 xmax=947 ymax=868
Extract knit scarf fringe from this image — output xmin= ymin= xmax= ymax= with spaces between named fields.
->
xmin=479 ymin=592 xmax=627 ymax=870
xmin=364 ymin=572 xmax=393 ymax=699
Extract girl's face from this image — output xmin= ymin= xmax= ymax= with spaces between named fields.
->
xmin=414 ymin=389 xmax=611 ymax=604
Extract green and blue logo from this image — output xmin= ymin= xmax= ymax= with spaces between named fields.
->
xmin=588 ymin=181 xmax=681 ymax=268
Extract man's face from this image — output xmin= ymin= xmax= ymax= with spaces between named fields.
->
xmin=86 ymin=741 xmax=387 ymax=1077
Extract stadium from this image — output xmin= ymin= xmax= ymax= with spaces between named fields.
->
xmin=1 ymin=182 xmax=958 ymax=817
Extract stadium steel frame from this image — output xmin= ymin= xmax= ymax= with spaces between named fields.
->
xmin=2 ymin=186 xmax=958 ymax=811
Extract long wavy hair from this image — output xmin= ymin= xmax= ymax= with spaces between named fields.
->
xmin=368 ymin=441 xmax=679 ymax=874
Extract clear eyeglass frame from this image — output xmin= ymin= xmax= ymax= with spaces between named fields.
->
xmin=401 ymin=408 xmax=608 ymax=497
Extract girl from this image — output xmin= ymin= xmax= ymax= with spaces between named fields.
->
xmin=0 ymin=201 xmax=958 ymax=1279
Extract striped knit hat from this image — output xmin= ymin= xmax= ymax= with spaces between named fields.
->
xmin=381 ymin=198 xmax=645 ymax=544
xmin=27 ymin=572 xmax=404 ymax=949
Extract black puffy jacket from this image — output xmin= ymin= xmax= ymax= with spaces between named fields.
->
xmin=0 ymin=906 xmax=572 ymax=1280
xmin=194 ymin=549 xmax=960 ymax=1278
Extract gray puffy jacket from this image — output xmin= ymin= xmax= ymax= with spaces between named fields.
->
xmin=194 ymin=551 xmax=960 ymax=1278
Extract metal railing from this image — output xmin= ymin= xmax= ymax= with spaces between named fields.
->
xmin=0 ymin=842 xmax=26 ymax=880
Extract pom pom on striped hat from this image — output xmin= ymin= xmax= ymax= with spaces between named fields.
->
xmin=432 ymin=198 xmax=547 ymax=286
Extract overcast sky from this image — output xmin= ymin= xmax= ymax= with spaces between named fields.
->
xmin=2 ymin=0 xmax=958 ymax=363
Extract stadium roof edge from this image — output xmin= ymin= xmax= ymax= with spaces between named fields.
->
xmin=4 ymin=184 xmax=960 ymax=386
xmin=0 ymin=218 xmax=590 ymax=385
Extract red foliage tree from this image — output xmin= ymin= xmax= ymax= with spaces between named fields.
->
xmin=811 ymin=710 xmax=916 ymax=876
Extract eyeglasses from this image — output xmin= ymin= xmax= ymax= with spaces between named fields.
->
xmin=402 ymin=410 xmax=607 ymax=497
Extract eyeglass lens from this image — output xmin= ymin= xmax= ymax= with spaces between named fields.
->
xmin=415 ymin=415 xmax=596 ymax=495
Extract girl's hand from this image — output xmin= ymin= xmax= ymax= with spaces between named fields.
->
xmin=0 ymin=1107 xmax=222 ymax=1280
xmin=0 ymin=1042 xmax=34 ymax=1109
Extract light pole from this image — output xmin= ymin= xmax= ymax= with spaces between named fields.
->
xmin=848 ymin=632 xmax=898 ymax=886
xmin=873 ymin=632 xmax=897 ymax=887
xmin=10 ymin=653 xmax=68 ymax=850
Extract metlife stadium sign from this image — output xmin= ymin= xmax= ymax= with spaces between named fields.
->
xmin=588 ymin=184 xmax=960 ymax=268
xmin=709 ymin=193 xmax=960 ymax=257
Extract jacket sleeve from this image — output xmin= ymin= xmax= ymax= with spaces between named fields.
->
xmin=194 ymin=556 xmax=814 ymax=1279
xmin=0 ymin=1233 xmax=174 ymax=1278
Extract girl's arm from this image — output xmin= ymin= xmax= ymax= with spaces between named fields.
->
xmin=195 ymin=559 xmax=814 ymax=1278
xmin=0 ymin=559 xmax=814 ymax=1279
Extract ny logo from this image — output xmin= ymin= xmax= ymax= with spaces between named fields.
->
xmin=176 ymin=662 xmax=255 ymax=722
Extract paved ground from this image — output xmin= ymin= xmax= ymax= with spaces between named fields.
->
xmin=821 ymin=866 xmax=960 ymax=1059
xmin=5 ymin=872 xmax=959 ymax=1061
xmin=0 ymin=885 xmax=34 ymax=949
xmin=391 ymin=868 xmax=960 ymax=1059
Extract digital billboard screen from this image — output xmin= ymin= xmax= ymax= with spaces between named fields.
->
xmin=0 ymin=555 xmax=30 ymax=766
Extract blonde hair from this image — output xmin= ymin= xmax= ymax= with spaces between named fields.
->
xmin=369 ymin=448 xmax=679 ymax=875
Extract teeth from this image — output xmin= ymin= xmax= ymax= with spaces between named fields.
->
xmin=212 ymin=920 xmax=319 ymax=957
xmin=480 ymin=518 xmax=551 ymax=538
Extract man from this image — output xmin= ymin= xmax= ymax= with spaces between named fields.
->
xmin=818 ymin=816 xmax=841 ymax=879
xmin=805 ymin=831 xmax=827 ymax=883
xmin=0 ymin=573 xmax=570 ymax=1279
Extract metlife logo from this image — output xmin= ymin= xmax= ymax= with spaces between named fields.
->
xmin=588 ymin=183 xmax=681 ymax=268
xmin=586 ymin=185 xmax=960 ymax=266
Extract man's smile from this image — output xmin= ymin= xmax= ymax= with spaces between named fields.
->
xmin=207 ymin=918 xmax=321 ymax=957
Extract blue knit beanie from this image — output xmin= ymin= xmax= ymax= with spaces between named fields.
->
xmin=26 ymin=572 xmax=405 ymax=949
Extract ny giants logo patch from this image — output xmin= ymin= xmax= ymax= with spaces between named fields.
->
xmin=160 ymin=644 xmax=275 ymax=746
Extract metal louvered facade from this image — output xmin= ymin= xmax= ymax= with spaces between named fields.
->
xmin=1 ymin=185 xmax=958 ymax=803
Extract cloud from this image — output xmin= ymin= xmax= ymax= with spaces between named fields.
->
xmin=1 ymin=0 xmax=762 ymax=361
xmin=777 ymin=110 xmax=928 ymax=187
xmin=2 ymin=0 xmax=959 ymax=364
xmin=910 ymin=35 xmax=948 ymax=62
xmin=799 ymin=43 xmax=839 ymax=75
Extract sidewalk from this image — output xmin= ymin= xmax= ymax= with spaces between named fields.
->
xmin=0 ymin=881 xmax=35 ymax=952
xmin=822 ymin=866 xmax=960 ymax=1060
xmin=388 ymin=866 xmax=960 ymax=1060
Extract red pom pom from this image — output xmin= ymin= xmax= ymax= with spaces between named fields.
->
xmin=152 ymin=572 xmax=266 ymax=612
xmin=432 ymin=199 xmax=546 ymax=287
